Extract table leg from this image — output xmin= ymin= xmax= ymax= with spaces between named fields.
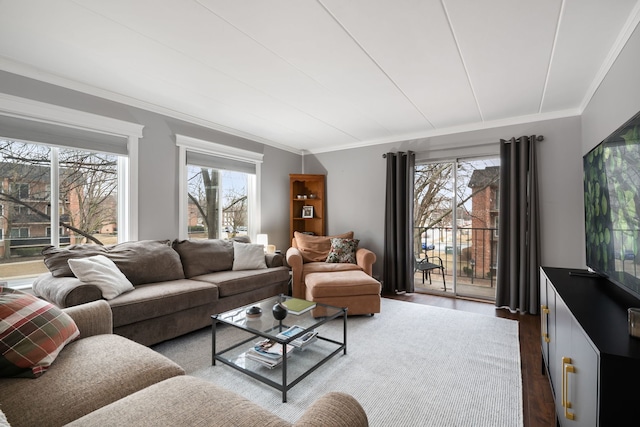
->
xmin=211 ymin=317 xmax=217 ymax=366
xmin=343 ymin=308 xmax=348 ymax=355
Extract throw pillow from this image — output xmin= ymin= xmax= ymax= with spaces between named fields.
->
xmin=0 ymin=287 xmax=79 ymax=378
xmin=232 ymin=242 xmax=267 ymax=271
xmin=294 ymin=231 xmax=354 ymax=262
xmin=0 ymin=409 xmax=9 ymax=427
xmin=68 ymin=255 xmax=134 ymax=300
xmin=326 ymin=238 xmax=360 ymax=264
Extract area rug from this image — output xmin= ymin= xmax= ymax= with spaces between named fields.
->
xmin=153 ymin=298 xmax=522 ymax=426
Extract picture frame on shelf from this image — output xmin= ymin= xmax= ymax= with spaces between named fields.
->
xmin=301 ymin=205 xmax=314 ymax=218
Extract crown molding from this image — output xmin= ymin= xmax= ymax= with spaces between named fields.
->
xmin=305 ymin=109 xmax=581 ymax=154
xmin=0 ymin=57 xmax=302 ymax=155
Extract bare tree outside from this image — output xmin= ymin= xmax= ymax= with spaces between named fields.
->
xmin=0 ymin=140 xmax=119 ymax=263
xmin=187 ymin=166 xmax=249 ymax=239
xmin=60 ymin=148 xmax=118 ymax=243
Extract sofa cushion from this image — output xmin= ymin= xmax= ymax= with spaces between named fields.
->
xmin=107 ymin=279 xmax=219 ymax=328
xmin=232 ymin=242 xmax=267 ymax=271
xmin=0 ymin=334 xmax=185 ymax=427
xmin=42 ymin=240 xmax=185 ymax=285
xmin=191 ymin=267 xmax=290 ymax=298
xmin=0 ymin=287 xmax=79 ymax=378
xmin=65 ymin=376 xmax=290 ymax=427
xmin=68 ymin=255 xmax=134 ymax=300
xmin=172 ymin=239 xmax=234 ymax=278
xmin=294 ymin=231 xmax=354 ymax=262
xmin=326 ymin=238 xmax=360 ymax=264
xmin=302 ymin=261 xmax=363 ymax=277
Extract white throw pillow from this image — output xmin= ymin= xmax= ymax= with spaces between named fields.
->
xmin=68 ymin=255 xmax=134 ymax=300
xmin=232 ymin=242 xmax=267 ymax=271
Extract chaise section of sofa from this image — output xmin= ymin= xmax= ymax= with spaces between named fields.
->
xmin=66 ymin=375 xmax=369 ymax=427
xmin=32 ymin=238 xmax=290 ymax=346
xmin=0 ymin=300 xmax=186 ymax=427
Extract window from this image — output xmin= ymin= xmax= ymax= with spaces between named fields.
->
xmin=176 ymin=135 xmax=263 ymax=241
xmin=414 ymin=157 xmax=500 ymax=301
xmin=0 ymin=94 xmax=143 ymax=287
xmin=11 ymin=183 xmax=29 ymax=199
xmin=10 ymin=227 xmax=29 ymax=238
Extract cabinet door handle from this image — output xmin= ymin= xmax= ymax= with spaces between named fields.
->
xmin=541 ymin=305 xmax=550 ymax=343
xmin=562 ymin=356 xmax=576 ymax=420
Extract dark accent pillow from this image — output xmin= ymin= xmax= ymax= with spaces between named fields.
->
xmin=42 ymin=240 xmax=185 ymax=285
xmin=172 ymin=239 xmax=234 ymax=278
xmin=326 ymin=238 xmax=360 ymax=264
xmin=0 ymin=287 xmax=79 ymax=378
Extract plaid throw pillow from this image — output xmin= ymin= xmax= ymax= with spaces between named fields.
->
xmin=0 ymin=286 xmax=79 ymax=378
xmin=326 ymin=238 xmax=360 ymax=264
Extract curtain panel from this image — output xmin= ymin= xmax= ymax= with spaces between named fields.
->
xmin=382 ymin=151 xmax=415 ymax=294
xmin=495 ymin=136 xmax=541 ymax=314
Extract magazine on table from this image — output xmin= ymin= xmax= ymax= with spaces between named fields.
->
xmin=246 ymin=339 xmax=294 ymax=368
xmin=276 ymin=325 xmax=318 ymax=348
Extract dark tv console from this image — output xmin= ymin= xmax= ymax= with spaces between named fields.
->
xmin=540 ymin=267 xmax=640 ymax=426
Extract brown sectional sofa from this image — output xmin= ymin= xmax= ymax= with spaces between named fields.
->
xmin=32 ymin=238 xmax=290 ymax=346
xmin=0 ymin=301 xmax=368 ymax=427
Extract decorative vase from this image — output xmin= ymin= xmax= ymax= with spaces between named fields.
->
xmin=272 ymin=302 xmax=288 ymax=321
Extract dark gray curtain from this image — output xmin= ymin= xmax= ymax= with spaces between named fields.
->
xmin=382 ymin=151 xmax=415 ymax=294
xmin=495 ymin=136 xmax=541 ymax=314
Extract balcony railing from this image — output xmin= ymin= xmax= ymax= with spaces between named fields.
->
xmin=415 ymin=226 xmax=498 ymax=289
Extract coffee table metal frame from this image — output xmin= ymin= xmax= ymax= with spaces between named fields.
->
xmin=211 ymin=294 xmax=347 ymax=402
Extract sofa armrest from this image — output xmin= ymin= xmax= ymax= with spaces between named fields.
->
xmin=286 ymin=247 xmax=305 ymax=299
xmin=356 ymin=248 xmax=376 ymax=276
xmin=294 ymin=392 xmax=368 ymax=427
xmin=265 ymin=252 xmax=284 ymax=268
xmin=32 ymin=273 xmax=103 ymax=308
xmin=63 ymin=300 xmax=113 ymax=338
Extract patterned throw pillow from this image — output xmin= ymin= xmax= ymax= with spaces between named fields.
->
xmin=326 ymin=238 xmax=360 ymax=264
xmin=0 ymin=287 xmax=79 ymax=378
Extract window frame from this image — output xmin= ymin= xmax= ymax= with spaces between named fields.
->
xmin=176 ymin=134 xmax=263 ymax=241
xmin=0 ymin=94 xmax=143 ymax=243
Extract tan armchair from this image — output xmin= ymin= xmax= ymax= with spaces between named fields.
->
xmin=286 ymin=232 xmax=379 ymax=316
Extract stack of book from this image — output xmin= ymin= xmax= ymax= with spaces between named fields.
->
xmin=276 ymin=325 xmax=318 ymax=350
xmin=246 ymin=339 xmax=294 ymax=368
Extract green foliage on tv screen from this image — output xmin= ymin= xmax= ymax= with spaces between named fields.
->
xmin=585 ymin=119 xmax=640 ymax=274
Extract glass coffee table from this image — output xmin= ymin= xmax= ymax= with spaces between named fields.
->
xmin=211 ymin=294 xmax=346 ymax=402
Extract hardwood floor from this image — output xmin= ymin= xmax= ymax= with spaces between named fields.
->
xmin=384 ymin=293 xmax=556 ymax=427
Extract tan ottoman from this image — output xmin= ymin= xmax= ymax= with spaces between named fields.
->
xmin=305 ymin=270 xmax=381 ymax=316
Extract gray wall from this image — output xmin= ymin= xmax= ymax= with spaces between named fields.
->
xmin=0 ymin=71 xmax=300 ymax=247
xmin=308 ymin=116 xmax=585 ymax=278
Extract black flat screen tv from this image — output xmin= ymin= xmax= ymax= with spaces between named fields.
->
xmin=584 ymin=110 xmax=640 ymax=299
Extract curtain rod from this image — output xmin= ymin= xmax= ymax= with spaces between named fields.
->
xmin=501 ymin=135 xmax=544 ymax=143
xmin=382 ymin=151 xmax=412 ymax=159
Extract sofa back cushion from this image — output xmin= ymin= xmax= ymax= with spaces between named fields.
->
xmin=42 ymin=240 xmax=185 ymax=285
xmin=293 ymin=231 xmax=354 ymax=262
xmin=172 ymin=239 xmax=234 ymax=278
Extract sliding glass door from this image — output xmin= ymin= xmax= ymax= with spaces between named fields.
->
xmin=414 ymin=157 xmax=500 ymax=301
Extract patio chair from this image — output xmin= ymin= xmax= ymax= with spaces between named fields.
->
xmin=415 ymin=256 xmax=446 ymax=291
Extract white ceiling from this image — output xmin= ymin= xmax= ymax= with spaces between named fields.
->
xmin=1 ymin=0 xmax=639 ymax=154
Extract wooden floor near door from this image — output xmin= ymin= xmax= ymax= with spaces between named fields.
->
xmin=384 ymin=293 xmax=556 ymax=427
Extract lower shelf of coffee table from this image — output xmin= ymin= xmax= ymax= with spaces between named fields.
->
xmin=213 ymin=327 xmax=346 ymax=402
